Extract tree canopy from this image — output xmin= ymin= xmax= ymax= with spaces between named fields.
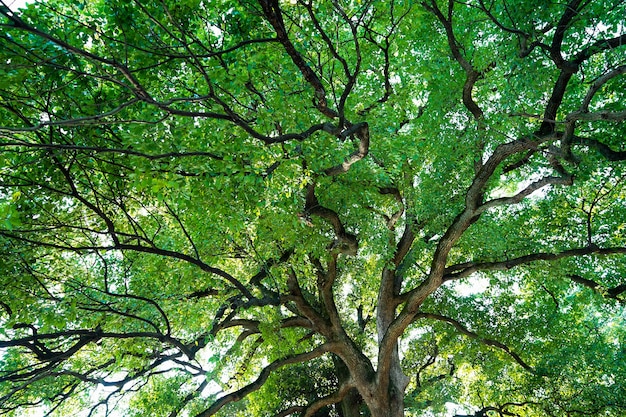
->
xmin=1 ymin=0 xmax=625 ymax=416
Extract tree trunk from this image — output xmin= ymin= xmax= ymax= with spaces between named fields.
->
xmin=333 ymin=355 xmax=365 ymax=417
xmin=365 ymin=268 xmax=409 ymax=417
xmin=361 ymin=356 xmax=406 ymax=417
xmin=366 ymin=388 xmax=405 ymax=417
xmin=338 ymin=388 xmax=364 ymax=417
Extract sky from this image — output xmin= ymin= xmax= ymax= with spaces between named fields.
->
xmin=5 ymin=0 xmax=29 ymax=11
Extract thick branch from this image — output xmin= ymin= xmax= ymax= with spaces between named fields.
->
xmin=0 ymin=328 xmax=195 ymax=374
xmin=580 ymin=65 xmax=626 ymax=112
xmin=422 ymin=0 xmax=485 ymax=121
xmin=477 ymin=174 xmax=573 ymax=214
xmin=568 ymin=274 xmax=626 ymax=300
xmin=303 ymin=380 xmax=356 ymax=417
xmin=194 ymin=343 xmax=336 ymax=417
xmin=380 ymin=132 xmax=561 ymax=371
xmin=550 ymin=0 xmax=585 ymax=67
xmin=573 ymin=136 xmax=626 ymax=161
xmin=257 ymin=0 xmax=338 ymax=118
xmin=0 ymin=139 xmax=223 ymax=161
xmin=323 ymin=122 xmax=370 ymax=176
xmin=378 ymin=187 xmax=405 ymax=230
xmin=305 ymin=183 xmax=358 ymax=256
xmin=540 ymin=32 xmax=626 ymax=135
xmin=443 ymin=245 xmax=626 ymax=280
xmin=566 ymin=109 xmax=626 ymax=122
xmin=286 ymin=269 xmax=333 ymax=335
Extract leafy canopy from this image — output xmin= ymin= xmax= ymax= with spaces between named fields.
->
xmin=0 ymin=0 xmax=625 ymax=416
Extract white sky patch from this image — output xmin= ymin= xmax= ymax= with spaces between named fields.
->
xmin=450 ymin=275 xmax=490 ymax=296
xmin=446 ymin=402 xmax=471 ymax=415
xmin=5 ymin=0 xmax=30 ymax=11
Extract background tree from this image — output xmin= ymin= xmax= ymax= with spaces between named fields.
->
xmin=1 ymin=0 xmax=625 ymax=416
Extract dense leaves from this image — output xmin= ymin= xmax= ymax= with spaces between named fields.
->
xmin=1 ymin=0 xmax=625 ymax=416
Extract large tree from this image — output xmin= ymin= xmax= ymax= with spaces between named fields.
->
xmin=1 ymin=0 xmax=625 ymax=416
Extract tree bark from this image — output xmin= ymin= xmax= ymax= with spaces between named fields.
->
xmin=365 ymin=268 xmax=409 ymax=417
xmin=362 ymin=383 xmax=405 ymax=417
xmin=333 ymin=355 xmax=364 ymax=417
xmin=338 ymin=389 xmax=364 ymax=417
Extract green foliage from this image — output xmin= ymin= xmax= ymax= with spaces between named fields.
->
xmin=1 ymin=0 xmax=625 ymax=416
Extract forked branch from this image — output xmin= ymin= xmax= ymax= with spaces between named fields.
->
xmin=194 ymin=343 xmax=336 ymax=417
xmin=415 ymin=313 xmax=535 ymax=372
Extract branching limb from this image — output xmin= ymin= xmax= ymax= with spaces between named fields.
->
xmin=257 ymin=0 xmax=338 ymax=119
xmin=0 ymin=99 xmax=142 ymax=131
xmin=549 ymin=0 xmax=587 ymax=68
xmin=477 ymin=0 xmax=528 ymax=37
xmin=476 ymin=174 xmax=573 ymax=214
xmin=193 ymin=343 xmax=336 ymax=417
xmin=167 ymin=379 xmax=209 ymax=417
xmin=572 ymin=136 xmax=626 ymax=161
xmin=540 ymin=28 xmax=626 ymax=135
xmin=0 ymin=329 xmax=195 ymax=365
xmin=443 ymin=245 xmax=626 ymax=281
xmin=0 ymin=7 xmax=333 ymax=146
xmin=361 ymin=1 xmax=413 ymax=113
xmin=579 ymin=65 xmax=626 ymax=112
xmin=312 ymin=255 xmax=342 ymax=331
xmin=362 ymin=184 xmax=407 ymax=250
xmin=382 ymin=132 xmax=564 ymax=368
xmin=73 ymin=280 xmax=172 ymax=335
xmin=211 ymin=317 xmax=313 ymax=339
xmin=305 ymin=183 xmax=358 ymax=256
xmin=415 ymin=313 xmax=535 ymax=373
xmin=568 ymin=274 xmax=626 ymax=301
xmin=566 ymin=109 xmax=626 ymax=123
xmin=562 ymin=65 xmax=626 ymax=155
xmin=0 ymin=138 xmax=224 ymax=161
xmin=413 ymin=343 xmax=455 ymax=389
xmin=323 ymin=122 xmax=370 ymax=177
xmin=422 ymin=0 xmax=490 ymax=122
xmin=302 ymin=379 xmax=356 ymax=417
xmin=286 ymin=269 xmax=333 ymax=336
xmin=0 ymin=229 xmax=255 ymax=300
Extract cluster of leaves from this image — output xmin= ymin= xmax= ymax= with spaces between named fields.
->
xmin=1 ymin=0 xmax=625 ymax=416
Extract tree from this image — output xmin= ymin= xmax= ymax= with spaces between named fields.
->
xmin=0 ymin=0 xmax=625 ymax=416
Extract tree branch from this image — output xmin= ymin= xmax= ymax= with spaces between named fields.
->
xmin=305 ymin=183 xmax=358 ymax=256
xmin=443 ymin=245 xmax=626 ymax=281
xmin=415 ymin=313 xmax=535 ymax=372
xmin=257 ymin=0 xmax=338 ymax=119
xmin=323 ymin=122 xmax=370 ymax=177
xmin=477 ymin=174 xmax=573 ymax=214
xmin=303 ymin=379 xmax=356 ymax=417
xmin=194 ymin=343 xmax=336 ymax=417
xmin=568 ymin=274 xmax=626 ymax=301
xmin=0 ymin=139 xmax=223 ymax=161
xmin=422 ymin=0 xmax=486 ymax=121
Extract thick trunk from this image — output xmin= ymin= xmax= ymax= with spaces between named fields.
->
xmin=338 ymin=388 xmax=364 ymax=417
xmin=364 ymin=268 xmax=408 ymax=417
xmin=340 ymin=369 xmax=405 ymax=417
xmin=366 ymin=389 xmax=405 ymax=417
xmin=332 ymin=326 xmax=407 ymax=417
xmin=333 ymin=355 xmax=364 ymax=417
xmin=360 ymin=357 xmax=406 ymax=417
